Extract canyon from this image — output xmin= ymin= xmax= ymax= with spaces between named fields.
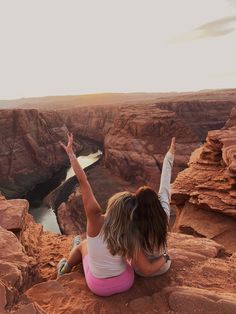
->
xmin=0 ymin=90 xmax=236 ymax=313
xmin=1 ymin=90 xmax=236 ymax=200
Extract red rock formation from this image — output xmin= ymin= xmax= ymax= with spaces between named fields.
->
xmin=1 ymin=91 xmax=235 ymax=200
xmin=60 ymin=104 xmax=200 ymax=186
xmin=104 ymin=105 xmax=199 ymax=187
xmin=0 ymin=198 xmax=42 ymax=293
xmin=172 ymin=108 xmax=236 ymax=252
xmin=0 ymin=194 xmax=236 ymax=313
xmin=54 ymin=101 xmax=236 ymax=236
xmin=155 ymin=100 xmax=235 ymax=141
xmin=21 ymin=233 xmax=236 ymax=313
xmin=1 ymin=92 xmax=236 ymax=313
xmin=59 ymin=97 xmax=235 ymax=188
xmin=0 ymin=109 xmax=74 ymax=198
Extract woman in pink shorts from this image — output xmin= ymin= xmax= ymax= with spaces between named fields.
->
xmin=57 ymin=133 xmax=135 ymax=296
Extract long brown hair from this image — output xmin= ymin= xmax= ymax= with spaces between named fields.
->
xmin=134 ymin=186 xmax=168 ymax=253
xmin=101 ymin=191 xmax=139 ymax=259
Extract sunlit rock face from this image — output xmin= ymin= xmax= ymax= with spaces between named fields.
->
xmin=172 ymin=107 xmax=236 ymax=252
xmin=104 ymin=105 xmax=199 ymax=187
xmin=60 ymin=103 xmax=200 ymax=187
xmin=0 ymin=109 xmax=70 ymax=198
xmin=1 ymin=92 xmax=235 ymax=199
xmin=59 ymin=97 xmax=235 ymax=188
xmin=60 ymin=105 xmax=117 ymax=143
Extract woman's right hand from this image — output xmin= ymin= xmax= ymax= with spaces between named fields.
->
xmin=169 ymin=137 xmax=176 ymax=155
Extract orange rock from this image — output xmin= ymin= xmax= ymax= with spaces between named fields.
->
xmin=0 ymin=109 xmax=70 ymax=198
xmin=172 ymin=107 xmax=236 ymax=252
xmin=0 ymin=198 xmax=28 ymax=232
xmin=0 ymin=195 xmax=235 ymax=314
xmin=22 ymin=232 xmax=236 ymax=314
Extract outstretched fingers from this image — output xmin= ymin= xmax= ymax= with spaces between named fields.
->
xmin=66 ymin=133 xmax=72 ymax=146
xmin=60 ymin=132 xmax=74 ymax=155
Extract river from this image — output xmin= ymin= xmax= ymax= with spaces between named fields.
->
xmin=29 ymin=150 xmax=102 ymax=234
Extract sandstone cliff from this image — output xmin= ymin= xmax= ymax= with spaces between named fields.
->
xmin=58 ymin=96 xmax=235 ymax=188
xmin=155 ymin=100 xmax=235 ymax=141
xmin=60 ymin=104 xmax=200 ymax=187
xmin=1 ymin=91 xmax=235 ymax=200
xmin=103 ymin=105 xmax=199 ymax=187
xmin=172 ymin=107 xmax=236 ymax=252
xmin=0 ymin=109 xmax=73 ymax=198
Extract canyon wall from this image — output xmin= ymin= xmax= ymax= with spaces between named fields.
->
xmin=155 ymin=100 xmax=235 ymax=141
xmin=172 ymin=107 xmax=236 ymax=252
xmin=103 ymin=105 xmax=199 ymax=187
xmin=59 ymin=98 xmax=234 ymax=188
xmin=54 ymin=103 xmax=236 ymax=240
xmin=0 ymin=109 xmax=73 ymax=198
xmin=1 ymin=91 xmax=235 ymax=200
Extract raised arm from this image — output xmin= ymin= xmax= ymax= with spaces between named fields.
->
xmin=158 ymin=137 xmax=175 ymax=219
xmin=61 ymin=133 xmax=103 ymax=236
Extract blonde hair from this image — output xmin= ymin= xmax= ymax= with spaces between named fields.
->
xmin=101 ymin=191 xmax=139 ymax=259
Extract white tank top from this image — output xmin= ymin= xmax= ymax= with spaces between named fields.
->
xmin=87 ymin=233 xmax=127 ymax=278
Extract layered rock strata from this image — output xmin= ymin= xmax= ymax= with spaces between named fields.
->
xmin=61 ymin=104 xmax=200 ymax=187
xmin=1 ymin=92 xmax=235 ymax=200
xmin=172 ymin=108 xmax=236 ymax=252
xmin=103 ymin=105 xmax=199 ymax=187
xmin=155 ymin=100 xmax=235 ymax=141
xmin=0 ymin=109 xmax=73 ymax=198
xmin=59 ymin=97 xmax=235 ymax=188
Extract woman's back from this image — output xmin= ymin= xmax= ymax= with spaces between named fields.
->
xmin=87 ymin=233 xmax=126 ymax=278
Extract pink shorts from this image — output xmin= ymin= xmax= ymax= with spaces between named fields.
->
xmin=82 ymin=255 xmax=134 ymax=296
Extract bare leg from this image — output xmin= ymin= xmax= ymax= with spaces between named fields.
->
xmin=57 ymin=239 xmax=88 ymax=277
xmin=67 ymin=239 xmax=88 ymax=268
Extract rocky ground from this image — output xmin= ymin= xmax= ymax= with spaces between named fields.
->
xmin=0 ymin=194 xmax=235 ymax=313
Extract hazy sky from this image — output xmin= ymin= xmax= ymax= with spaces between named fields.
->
xmin=0 ymin=0 xmax=235 ymax=99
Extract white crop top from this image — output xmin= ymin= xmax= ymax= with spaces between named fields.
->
xmin=87 ymin=233 xmax=127 ymax=278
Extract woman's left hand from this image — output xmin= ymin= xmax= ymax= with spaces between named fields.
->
xmin=60 ymin=133 xmax=76 ymax=158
